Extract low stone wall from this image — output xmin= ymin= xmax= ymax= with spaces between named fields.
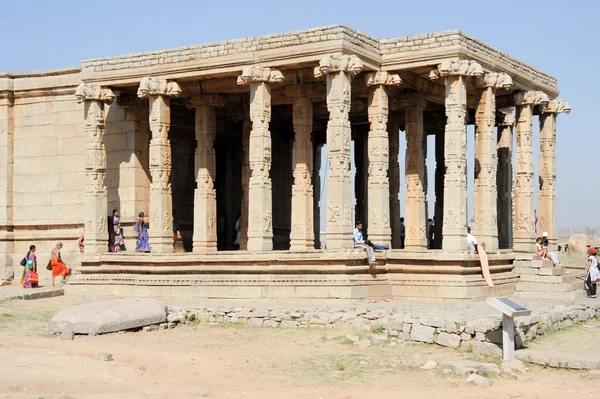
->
xmin=158 ymin=302 xmax=600 ymax=357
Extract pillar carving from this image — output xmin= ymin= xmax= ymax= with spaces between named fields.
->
xmin=400 ymin=91 xmax=428 ymax=249
xmin=137 ymin=77 xmax=182 ymax=253
xmin=290 ymin=95 xmax=314 ymax=250
xmin=75 ymin=84 xmax=116 ymax=254
xmin=388 ymin=120 xmax=401 ymax=249
xmin=538 ymin=99 xmax=570 ymax=250
xmin=314 ymin=54 xmax=363 ymax=249
xmin=430 ymin=60 xmax=483 ymax=250
xmin=188 ymin=95 xmax=225 ymax=252
xmin=473 ymin=73 xmax=512 ymax=250
xmin=237 ymin=66 xmax=284 ymax=251
xmin=240 ymin=117 xmax=251 ymax=250
xmin=0 ymin=82 xmax=14 ymax=280
xmin=496 ymin=111 xmax=515 ymax=250
xmin=365 ymin=71 xmax=401 ymax=247
xmin=513 ymin=90 xmax=550 ymax=252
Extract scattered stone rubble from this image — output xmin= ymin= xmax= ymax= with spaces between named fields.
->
xmin=156 ymin=302 xmax=600 ymax=358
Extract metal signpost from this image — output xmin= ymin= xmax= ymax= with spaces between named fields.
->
xmin=486 ymin=297 xmax=532 ymax=362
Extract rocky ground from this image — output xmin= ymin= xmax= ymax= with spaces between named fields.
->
xmin=2 ymin=297 xmax=600 ymax=398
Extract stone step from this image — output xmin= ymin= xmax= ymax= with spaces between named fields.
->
xmin=539 ymin=267 xmax=565 ymax=276
xmin=515 ymin=281 xmax=581 ymax=292
xmin=514 ymin=289 xmax=587 ymax=302
xmin=518 ymin=274 xmax=576 ymax=284
xmin=513 ymin=266 xmax=540 ymax=276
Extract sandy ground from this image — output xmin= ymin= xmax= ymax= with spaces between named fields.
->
xmin=2 ymin=297 xmax=600 ymax=399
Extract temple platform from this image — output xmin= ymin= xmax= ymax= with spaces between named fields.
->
xmin=67 ymin=249 xmax=517 ymax=300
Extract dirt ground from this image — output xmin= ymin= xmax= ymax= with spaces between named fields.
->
xmin=2 ymin=297 xmax=600 ymax=399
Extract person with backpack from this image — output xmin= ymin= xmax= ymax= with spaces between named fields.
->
xmin=585 ymin=247 xmax=599 ymax=298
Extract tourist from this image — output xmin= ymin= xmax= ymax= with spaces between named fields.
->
xmin=20 ymin=245 xmax=38 ymax=288
xmin=134 ymin=212 xmax=151 ymax=253
xmin=50 ymin=242 xmax=69 ymax=286
xmin=353 ymin=221 xmax=377 ymax=268
xmin=585 ymin=247 xmax=599 ymax=298
xmin=77 ymin=232 xmax=84 ymax=253
xmin=399 ymin=217 xmax=406 ymax=249
xmin=109 ymin=209 xmax=124 ymax=252
xmin=217 ymin=213 xmax=226 ymax=250
xmin=467 ymin=227 xmax=478 ymax=253
xmin=234 ymin=212 xmax=241 ymax=250
xmin=172 ymin=210 xmax=179 ymax=245
xmin=535 ymin=237 xmax=548 ymax=259
xmin=427 ymin=218 xmax=435 ymax=249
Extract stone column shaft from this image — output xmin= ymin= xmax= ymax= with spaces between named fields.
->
xmin=76 ymin=84 xmax=115 ymax=254
xmin=496 ymin=111 xmax=515 ymax=250
xmin=315 ymin=54 xmax=363 ymax=249
xmin=238 ymin=66 xmax=284 ymax=251
xmin=389 ymin=120 xmax=401 ymax=249
xmin=138 ymin=77 xmax=182 ymax=253
xmin=365 ymin=72 xmax=400 ymax=247
xmin=513 ymin=90 xmax=549 ymax=252
xmin=290 ymin=96 xmax=314 ymax=250
xmin=0 ymin=86 xmax=14 ymax=280
xmin=240 ymin=117 xmax=251 ymax=250
xmin=190 ymin=95 xmax=223 ymax=252
xmin=403 ymin=93 xmax=428 ymax=249
xmin=430 ymin=60 xmax=485 ymax=251
xmin=538 ymin=99 xmax=570 ymax=250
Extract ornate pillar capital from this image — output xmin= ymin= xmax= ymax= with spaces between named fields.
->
xmin=429 ymin=59 xmax=484 ymax=80
xmin=474 ymin=72 xmax=513 ymax=89
xmin=543 ymin=99 xmax=571 ymax=115
xmin=75 ymin=84 xmax=115 ymax=103
xmin=237 ymin=66 xmax=284 ymax=85
xmin=186 ymin=94 xmax=226 ymax=109
xmin=365 ymin=71 xmax=402 ymax=87
xmin=137 ymin=77 xmax=182 ymax=98
xmin=496 ymin=110 xmax=516 ymax=127
xmin=314 ymin=54 xmax=363 ymax=78
xmin=513 ymin=90 xmax=550 ymax=107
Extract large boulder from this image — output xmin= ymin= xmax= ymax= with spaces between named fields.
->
xmin=567 ymin=234 xmax=591 ymax=254
xmin=48 ymin=298 xmax=167 ymax=335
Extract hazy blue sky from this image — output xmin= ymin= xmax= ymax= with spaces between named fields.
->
xmin=2 ymin=0 xmax=596 ymax=229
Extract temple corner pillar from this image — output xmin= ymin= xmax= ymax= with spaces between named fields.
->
xmin=237 ymin=66 xmax=284 ymax=251
xmin=75 ymin=84 xmax=116 ymax=254
xmin=430 ymin=60 xmax=484 ymax=251
xmin=315 ymin=54 xmax=363 ymax=250
xmin=0 ymin=83 xmax=14 ymax=280
xmin=365 ymin=71 xmax=401 ymax=247
xmin=137 ymin=77 xmax=182 ymax=254
xmin=513 ymin=90 xmax=550 ymax=253
xmin=538 ymin=99 xmax=571 ymax=250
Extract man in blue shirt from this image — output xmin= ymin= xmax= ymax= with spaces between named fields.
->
xmin=354 ymin=221 xmax=389 ymax=267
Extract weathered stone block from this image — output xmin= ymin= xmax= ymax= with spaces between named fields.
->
xmin=410 ymin=323 xmax=435 ymax=343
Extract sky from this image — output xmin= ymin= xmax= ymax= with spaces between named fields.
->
xmin=1 ymin=0 xmax=597 ymax=229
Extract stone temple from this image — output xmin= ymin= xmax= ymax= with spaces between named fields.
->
xmin=0 ymin=25 xmax=571 ymax=299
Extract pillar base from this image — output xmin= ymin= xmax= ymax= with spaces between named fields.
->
xmin=148 ymin=236 xmax=174 ymax=254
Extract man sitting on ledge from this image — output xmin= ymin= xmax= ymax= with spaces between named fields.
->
xmin=353 ymin=221 xmax=389 ymax=268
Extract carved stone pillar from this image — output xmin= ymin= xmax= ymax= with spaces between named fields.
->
xmin=0 ymin=81 xmax=14 ymax=281
xmin=237 ymin=66 xmax=284 ymax=251
xmin=496 ymin=110 xmax=515 ymax=250
xmin=473 ymin=73 xmax=512 ymax=250
xmin=399 ymin=91 xmax=427 ymax=249
xmin=75 ymin=84 xmax=115 ymax=254
xmin=188 ymin=95 xmax=224 ymax=252
xmin=137 ymin=77 xmax=182 ymax=253
xmin=430 ymin=60 xmax=484 ymax=251
xmin=513 ymin=91 xmax=549 ymax=252
xmin=365 ymin=72 xmax=401 ymax=247
xmin=434 ymin=130 xmax=445 ymax=249
xmin=315 ymin=54 xmax=363 ymax=249
xmin=354 ymin=128 xmax=367 ymax=232
xmin=539 ymin=99 xmax=570 ymax=250
xmin=290 ymin=96 xmax=314 ymax=250
xmin=240 ymin=117 xmax=251 ymax=250
xmin=389 ymin=119 xmax=402 ymax=249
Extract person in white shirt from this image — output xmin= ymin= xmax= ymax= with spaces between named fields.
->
xmin=467 ymin=227 xmax=478 ymax=253
xmin=353 ymin=221 xmax=377 ymax=267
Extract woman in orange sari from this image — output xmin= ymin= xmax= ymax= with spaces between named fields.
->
xmin=50 ymin=242 xmax=69 ymax=286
